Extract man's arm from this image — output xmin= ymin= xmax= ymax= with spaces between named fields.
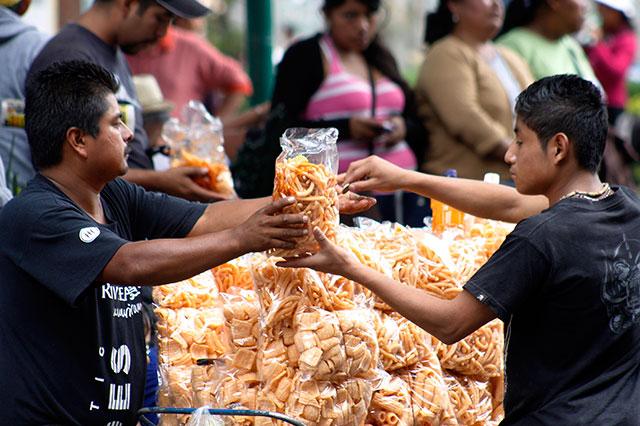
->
xmin=124 ymin=167 xmax=231 ymax=202
xmin=100 ymin=197 xmax=306 ymax=286
xmin=342 ymin=156 xmax=548 ymax=223
xmin=279 ymin=229 xmax=496 ymax=343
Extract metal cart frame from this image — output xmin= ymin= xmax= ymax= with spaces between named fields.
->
xmin=138 ymin=407 xmax=305 ymax=426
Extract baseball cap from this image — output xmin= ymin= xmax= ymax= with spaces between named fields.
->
xmin=155 ymin=0 xmax=211 ymax=19
xmin=595 ymin=0 xmax=636 ymax=19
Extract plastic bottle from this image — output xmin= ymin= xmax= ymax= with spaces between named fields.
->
xmin=431 ymin=169 xmax=464 ymax=233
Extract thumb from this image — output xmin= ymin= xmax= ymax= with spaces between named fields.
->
xmin=312 ymin=227 xmax=329 ymax=246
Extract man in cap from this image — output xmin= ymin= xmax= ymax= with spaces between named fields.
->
xmin=28 ymin=0 xmax=227 ymax=202
xmin=0 ymin=0 xmax=49 ymax=204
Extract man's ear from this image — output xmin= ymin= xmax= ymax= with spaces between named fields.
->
xmin=547 ymin=132 xmax=570 ymax=165
xmin=65 ymin=127 xmax=89 ymax=160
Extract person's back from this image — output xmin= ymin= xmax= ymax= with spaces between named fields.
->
xmin=475 ymin=185 xmax=640 ymax=423
xmin=0 ymin=4 xmax=48 ymax=190
xmin=498 ymin=27 xmax=597 ymax=81
xmin=127 ymin=25 xmax=253 ymax=119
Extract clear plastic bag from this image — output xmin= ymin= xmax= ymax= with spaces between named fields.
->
xmin=366 ymin=372 xmax=413 ymax=426
xmin=335 ymin=309 xmax=380 ymax=380
xmin=270 ymin=128 xmax=339 ymax=257
xmin=435 ymin=319 xmax=504 ymax=381
xmin=163 ymin=101 xmax=236 ymax=197
xmin=186 ymin=406 xmax=224 ymax=426
xmin=154 ymin=270 xmax=220 ymax=309
xmin=443 ymin=372 xmax=494 ymax=425
xmin=292 ymin=307 xmax=347 ymax=382
xmin=212 ymin=255 xmax=255 ymax=294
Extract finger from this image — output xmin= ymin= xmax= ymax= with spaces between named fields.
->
xmin=348 ymin=179 xmax=377 ymax=193
xmin=263 ymin=196 xmax=296 ymax=215
xmin=179 ymin=166 xmax=209 ymax=176
xmin=274 ymin=213 xmax=308 ymax=227
xmin=336 ymin=172 xmax=347 ymax=185
xmin=312 ymin=227 xmax=330 ymax=247
xmin=268 ymin=227 xmax=308 ymax=240
xmin=276 ymin=254 xmax=315 ymax=269
xmin=343 ymin=163 xmax=369 ymax=187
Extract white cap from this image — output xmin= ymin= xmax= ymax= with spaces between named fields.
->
xmin=483 ymin=172 xmax=500 ymax=184
xmin=595 ymin=0 xmax=636 ymax=19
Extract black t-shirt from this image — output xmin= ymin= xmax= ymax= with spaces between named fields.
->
xmin=465 ymin=186 xmax=640 ymax=425
xmin=0 ymin=174 xmax=206 ymax=425
xmin=28 ymin=24 xmax=153 ymax=170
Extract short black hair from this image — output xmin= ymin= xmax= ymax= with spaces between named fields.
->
xmin=25 ymin=60 xmax=119 ymax=170
xmin=322 ymin=0 xmax=381 ymax=13
xmin=515 ymin=75 xmax=607 ymax=173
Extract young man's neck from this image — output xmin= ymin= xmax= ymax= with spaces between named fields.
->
xmin=41 ymin=168 xmax=107 ymax=223
xmin=77 ymin=4 xmax=121 ymax=46
xmin=547 ymin=170 xmax=604 ymax=205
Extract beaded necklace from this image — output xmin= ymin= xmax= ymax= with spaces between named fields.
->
xmin=559 ymin=182 xmax=614 ymax=201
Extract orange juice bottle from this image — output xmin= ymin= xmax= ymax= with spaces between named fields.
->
xmin=431 ymin=169 xmax=464 ymax=233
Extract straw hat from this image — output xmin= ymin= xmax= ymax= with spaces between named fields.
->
xmin=595 ymin=0 xmax=636 ymax=19
xmin=133 ymin=74 xmax=174 ymax=115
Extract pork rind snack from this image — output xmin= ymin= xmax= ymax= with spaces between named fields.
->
xmin=156 ymin=307 xmax=229 ymax=367
xmin=285 ymin=376 xmax=373 ymax=426
xmin=444 ymin=373 xmax=494 ymax=425
xmin=366 ymin=374 xmax=413 ymax=426
xmin=221 ymin=290 xmax=260 ymax=352
xmin=163 ymin=101 xmax=236 ymax=197
xmin=154 ymin=270 xmax=219 ymax=309
xmin=271 ymin=128 xmax=339 ymax=257
xmin=435 ymin=319 xmax=504 ymax=381
xmin=335 ymin=309 xmax=379 ymax=379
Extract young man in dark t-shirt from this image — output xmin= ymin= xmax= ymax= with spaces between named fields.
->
xmin=282 ymin=75 xmax=640 ymax=425
xmin=0 ymin=61 xmax=373 ymax=425
xmin=27 ymin=0 xmax=232 ymax=203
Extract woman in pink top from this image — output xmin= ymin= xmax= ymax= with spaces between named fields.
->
xmin=586 ymin=0 xmax=637 ymax=124
xmin=269 ymin=0 xmax=427 ymax=226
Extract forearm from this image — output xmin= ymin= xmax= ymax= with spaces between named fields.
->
xmin=122 ymin=168 xmax=158 ymax=190
xmin=101 ymin=229 xmax=245 ymax=286
xmin=348 ymin=263 xmax=471 ymax=344
xmin=401 ymin=170 xmax=547 ymax=222
xmin=188 ymin=197 xmax=270 ymax=236
xmin=217 ymin=92 xmax=247 ymax=120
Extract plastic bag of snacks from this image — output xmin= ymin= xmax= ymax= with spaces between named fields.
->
xmin=400 ymin=351 xmax=455 ymax=425
xmin=292 ymin=307 xmax=347 ymax=382
xmin=212 ymin=255 xmax=255 ymax=293
xmin=366 ymin=373 xmax=413 ymax=426
xmin=270 ymin=128 xmax=339 ymax=257
xmin=335 ymin=309 xmax=380 ymax=380
xmin=163 ymin=101 xmax=236 ymax=197
xmin=435 ymin=319 xmax=504 ymax=381
xmin=154 ymin=270 xmax=220 ymax=309
xmin=443 ymin=372 xmax=494 ymax=425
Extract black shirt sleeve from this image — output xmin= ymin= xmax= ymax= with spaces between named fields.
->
xmin=464 ymin=233 xmax=551 ymax=322
xmin=105 ymin=178 xmax=207 ymax=241
xmin=4 ymin=199 xmax=128 ymax=306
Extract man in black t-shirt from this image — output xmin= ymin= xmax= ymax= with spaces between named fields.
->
xmin=0 ymin=60 xmax=374 ymax=425
xmin=27 ymin=0 xmax=231 ymax=203
xmin=283 ymin=75 xmax=640 ymax=425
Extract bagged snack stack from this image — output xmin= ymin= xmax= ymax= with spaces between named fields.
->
xmin=163 ymin=101 xmax=236 ymax=197
xmin=366 ymin=374 xmax=413 ymax=426
xmin=271 ymin=128 xmax=339 ymax=257
xmin=443 ymin=373 xmax=494 ymax=425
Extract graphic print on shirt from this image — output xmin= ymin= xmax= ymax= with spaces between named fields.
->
xmin=602 ymin=236 xmax=640 ymax=333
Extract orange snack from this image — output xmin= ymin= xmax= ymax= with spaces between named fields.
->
xmin=271 ymin=155 xmax=339 ymax=257
xmin=173 ymin=149 xmax=236 ymax=196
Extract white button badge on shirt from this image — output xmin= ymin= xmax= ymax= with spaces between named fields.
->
xmin=79 ymin=226 xmax=101 ymax=243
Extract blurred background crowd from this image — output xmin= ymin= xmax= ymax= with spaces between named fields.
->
xmin=3 ymin=0 xmax=640 ymax=224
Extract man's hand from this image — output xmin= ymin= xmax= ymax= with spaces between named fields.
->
xmin=277 ymin=227 xmax=358 ymax=277
xmin=337 ymin=190 xmax=376 ymax=215
xmin=338 ymin=155 xmax=408 ymax=193
xmin=158 ymin=167 xmax=232 ymax=202
xmin=234 ymin=197 xmax=308 ymax=253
